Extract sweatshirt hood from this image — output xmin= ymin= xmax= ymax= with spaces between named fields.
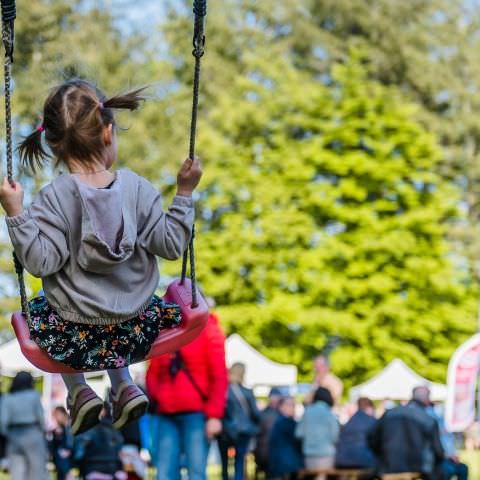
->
xmin=74 ymin=173 xmax=136 ymax=274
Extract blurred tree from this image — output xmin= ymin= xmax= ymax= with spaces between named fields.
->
xmin=155 ymin=0 xmax=480 ymax=383
xmin=181 ymin=53 xmax=476 ymax=385
xmin=167 ymin=0 xmax=480 ymax=287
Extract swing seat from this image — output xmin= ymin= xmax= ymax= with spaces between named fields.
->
xmin=11 ymin=278 xmax=209 ymax=374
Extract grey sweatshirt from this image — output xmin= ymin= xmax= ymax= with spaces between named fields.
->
xmin=6 ymin=169 xmax=194 ymax=325
xmin=295 ymin=401 xmax=340 ymax=458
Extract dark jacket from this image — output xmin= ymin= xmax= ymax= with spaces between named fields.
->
xmin=268 ymin=415 xmax=303 ymax=477
xmin=74 ymin=418 xmax=123 ymax=477
xmin=223 ymin=384 xmax=260 ymax=443
xmin=49 ymin=425 xmax=74 ymax=475
xmin=368 ymin=400 xmax=444 ymax=476
xmin=121 ymin=419 xmax=142 ymax=449
xmin=255 ymin=406 xmax=280 ymax=471
xmin=335 ymin=410 xmax=377 ymax=469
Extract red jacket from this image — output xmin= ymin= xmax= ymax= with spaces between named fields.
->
xmin=146 ymin=312 xmax=228 ymax=419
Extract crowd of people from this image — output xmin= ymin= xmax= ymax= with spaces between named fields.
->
xmin=219 ymin=356 xmax=470 ymax=480
xmin=0 ymin=371 xmax=147 ymax=480
xmin=0 ymin=329 xmax=472 ymax=480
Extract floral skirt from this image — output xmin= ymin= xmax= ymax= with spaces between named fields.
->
xmin=28 ymin=296 xmax=181 ymax=370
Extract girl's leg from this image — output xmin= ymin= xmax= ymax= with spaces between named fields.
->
xmin=107 ymin=368 xmax=149 ymax=430
xmin=61 ymin=373 xmax=86 ymax=392
xmin=107 ymin=367 xmax=133 ymax=393
xmin=61 ymin=373 xmax=102 ymax=435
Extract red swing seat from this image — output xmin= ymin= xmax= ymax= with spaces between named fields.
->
xmin=11 ymin=278 xmax=209 ymax=374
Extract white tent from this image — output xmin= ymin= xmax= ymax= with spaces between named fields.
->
xmin=226 ymin=334 xmax=297 ymax=391
xmin=350 ymin=358 xmax=447 ymax=402
xmin=0 ymin=339 xmax=43 ymax=377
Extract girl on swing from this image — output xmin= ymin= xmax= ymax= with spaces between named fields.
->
xmin=0 ymin=79 xmax=202 ymax=435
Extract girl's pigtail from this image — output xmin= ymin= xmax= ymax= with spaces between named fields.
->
xmin=102 ymin=87 xmax=148 ymax=111
xmin=17 ymin=127 xmax=50 ymax=173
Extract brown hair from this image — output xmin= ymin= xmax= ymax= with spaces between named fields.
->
xmin=18 ymin=79 xmax=147 ymax=172
xmin=357 ymin=397 xmax=374 ymax=411
xmin=229 ymin=362 xmax=246 ymax=384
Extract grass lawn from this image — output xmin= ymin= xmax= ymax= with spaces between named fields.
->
xmin=461 ymin=450 xmax=480 ymax=479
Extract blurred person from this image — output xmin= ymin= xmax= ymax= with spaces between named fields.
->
xmin=335 ymin=397 xmax=377 ymax=470
xmin=73 ymin=401 xmax=125 ymax=480
xmin=219 ymin=362 xmax=260 ymax=480
xmin=268 ymin=396 xmax=303 ymax=480
xmin=368 ymin=386 xmax=444 ymax=479
xmin=120 ymin=418 xmax=147 ymax=479
xmin=428 ymin=404 xmax=468 ymax=480
xmin=465 ymin=422 xmax=480 ymax=451
xmin=49 ymin=406 xmax=74 ymax=480
xmin=254 ymin=387 xmax=283 ymax=474
xmin=296 ymin=387 xmax=339 ymax=480
xmin=305 ymin=355 xmax=343 ymax=405
xmin=146 ymin=309 xmax=228 ymax=480
xmin=0 ymin=371 xmax=49 ymax=480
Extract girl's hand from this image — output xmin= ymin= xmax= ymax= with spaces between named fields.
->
xmin=176 ymin=157 xmax=202 ymax=197
xmin=0 ymin=178 xmax=24 ymax=217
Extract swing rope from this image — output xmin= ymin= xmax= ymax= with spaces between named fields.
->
xmin=1 ymin=0 xmax=31 ymax=325
xmin=181 ymin=0 xmax=207 ymax=308
xmin=2 ymin=0 xmax=206 ymax=324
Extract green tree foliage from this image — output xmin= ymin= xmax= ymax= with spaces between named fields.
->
xmin=185 ymin=54 xmax=476 ymax=384
xmin=164 ymin=0 xmax=480 ymax=287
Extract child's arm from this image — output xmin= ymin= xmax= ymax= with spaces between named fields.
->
xmin=138 ymin=157 xmax=202 ymax=260
xmin=138 ymin=184 xmax=194 ymax=260
xmin=0 ymin=179 xmax=69 ymax=277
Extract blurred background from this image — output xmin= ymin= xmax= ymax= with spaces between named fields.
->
xmin=1 ymin=0 xmax=480 ymax=421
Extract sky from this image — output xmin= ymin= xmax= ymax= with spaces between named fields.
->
xmin=123 ymin=1 xmax=165 ymax=25
xmin=80 ymin=0 xmax=167 ymax=34
xmin=114 ymin=0 xmax=166 ymax=32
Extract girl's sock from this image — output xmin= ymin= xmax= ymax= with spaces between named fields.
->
xmin=107 ymin=367 xmax=133 ymax=395
xmin=61 ymin=373 xmax=87 ymax=393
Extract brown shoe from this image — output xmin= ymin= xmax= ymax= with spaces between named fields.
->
xmin=67 ymin=384 xmax=103 ymax=435
xmin=110 ymin=382 xmax=149 ymax=429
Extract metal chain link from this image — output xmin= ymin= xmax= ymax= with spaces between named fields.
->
xmin=2 ymin=20 xmax=13 ymax=183
xmin=2 ymin=17 xmax=31 ymax=325
xmin=4 ymin=57 xmax=12 ymax=182
xmin=14 ymin=253 xmax=31 ymax=325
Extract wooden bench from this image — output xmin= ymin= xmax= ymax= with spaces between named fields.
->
xmin=381 ymin=474 xmax=422 ymax=480
xmin=298 ymin=468 xmax=373 ymax=479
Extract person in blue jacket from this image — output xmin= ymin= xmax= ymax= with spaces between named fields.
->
xmin=335 ymin=397 xmax=377 ymax=470
xmin=268 ymin=396 xmax=303 ymax=480
xmin=296 ymin=387 xmax=339 ymax=479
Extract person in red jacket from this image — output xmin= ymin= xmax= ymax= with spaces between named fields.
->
xmin=146 ymin=311 xmax=228 ymax=480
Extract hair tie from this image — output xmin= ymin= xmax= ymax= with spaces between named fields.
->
xmin=36 ymin=125 xmax=45 ymax=134
xmin=99 ymin=102 xmax=104 ymax=109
